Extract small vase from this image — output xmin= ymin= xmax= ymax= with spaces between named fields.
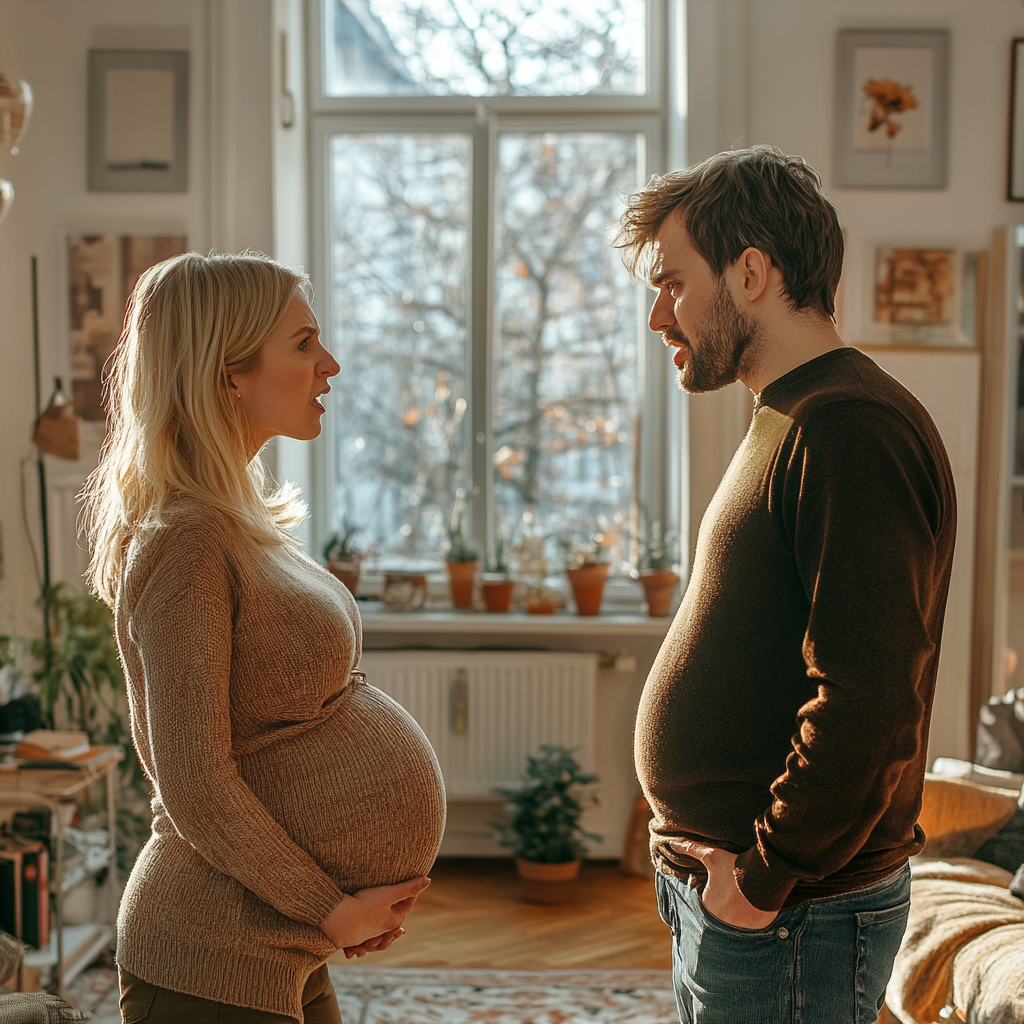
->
xmin=446 ymin=559 xmax=478 ymax=609
xmin=482 ymin=578 xmax=515 ymax=613
xmin=639 ymin=569 xmax=679 ymax=617
xmin=516 ymin=857 xmax=581 ymax=904
xmin=327 ymin=559 xmax=360 ymax=596
xmin=566 ymin=564 xmax=610 ymax=616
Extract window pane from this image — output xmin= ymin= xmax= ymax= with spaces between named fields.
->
xmin=494 ymin=131 xmax=642 ymax=559
xmin=329 ymin=133 xmax=471 ymax=564
xmin=325 ymin=0 xmax=646 ymax=98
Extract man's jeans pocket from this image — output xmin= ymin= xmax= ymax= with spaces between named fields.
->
xmin=854 ymin=899 xmax=911 ymax=1024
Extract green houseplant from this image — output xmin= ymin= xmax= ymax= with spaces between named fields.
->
xmin=323 ymin=519 xmax=363 ymax=595
xmin=10 ymin=586 xmax=152 ymax=872
xmin=565 ymin=534 xmax=611 ymax=616
xmin=493 ymin=745 xmax=600 ymax=902
xmin=636 ymin=517 xmax=681 ymax=618
xmin=445 ymin=490 xmax=480 ymax=609
xmin=481 ymin=526 xmax=515 ymax=613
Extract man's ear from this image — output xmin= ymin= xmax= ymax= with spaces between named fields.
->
xmin=731 ymin=247 xmax=772 ymax=305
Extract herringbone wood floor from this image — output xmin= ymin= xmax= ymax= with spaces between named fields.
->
xmin=328 ymin=858 xmax=671 ymax=970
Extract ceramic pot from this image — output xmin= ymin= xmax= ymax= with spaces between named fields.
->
xmin=516 ymin=857 xmax=581 ymax=904
xmin=482 ymin=578 xmax=515 ymax=613
xmin=327 ymin=558 xmax=360 ymax=595
xmin=639 ymin=569 xmax=679 ymax=617
xmin=381 ymin=572 xmax=426 ymax=611
xmin=446 ymin=559 xmax=478 ymax=609
xmin=566 ymin=563 xmax=610 ymax=616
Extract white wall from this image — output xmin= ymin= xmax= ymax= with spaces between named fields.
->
xmin=0 ymin=0 xmax=274 ymax=639
xmin=684 ymin=0 xmax=1024 ymax=760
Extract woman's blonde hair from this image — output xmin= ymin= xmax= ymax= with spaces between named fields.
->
xmin=81 ymin=251 xmax=310 ymax=606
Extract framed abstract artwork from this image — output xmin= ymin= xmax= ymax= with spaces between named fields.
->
xmin=65 ymin=231 xmax=188 ymax=420
xmin=87 ymin=49 xmax=189 ymax=192
xmin=860 ymin=242 xmax=982 ymax=349
xmin=833 ymin=29 xmax=950 ymax=189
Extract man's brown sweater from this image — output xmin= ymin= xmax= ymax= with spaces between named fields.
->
xmin=635 ymin=347 xmax=956 ymax=912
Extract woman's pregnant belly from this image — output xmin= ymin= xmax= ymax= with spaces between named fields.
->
xmin=239 ymin=680 xmax=447 ymax=893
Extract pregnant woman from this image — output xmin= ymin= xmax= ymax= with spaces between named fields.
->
xmin=81 ymin=252 xmax=446 ymax=1023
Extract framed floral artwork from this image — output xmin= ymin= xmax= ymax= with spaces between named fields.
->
xmin=833 ymin=29 xmax=950 ymax=189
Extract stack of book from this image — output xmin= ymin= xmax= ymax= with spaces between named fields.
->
xmin=0 ymin=835 xmax=49 ymax=949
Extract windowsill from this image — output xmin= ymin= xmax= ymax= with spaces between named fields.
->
xmin=359 ymin=604 xmax=673 ymax=636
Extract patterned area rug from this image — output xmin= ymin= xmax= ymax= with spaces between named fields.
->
xmin=68 ymin=965 xmax=678 ymax=1023
xmin=329 ymin=966 xmax=678 ymax=1024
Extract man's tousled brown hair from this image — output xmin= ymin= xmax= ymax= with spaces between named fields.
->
xmin=615 ymin=145 xmax=844 ymax=319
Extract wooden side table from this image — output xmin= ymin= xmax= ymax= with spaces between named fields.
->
xmin=0 ymin=745 xmax=124 ymax=994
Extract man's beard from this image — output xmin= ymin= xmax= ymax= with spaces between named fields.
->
xmin=669 ymin=278 xmax=758 ymax=394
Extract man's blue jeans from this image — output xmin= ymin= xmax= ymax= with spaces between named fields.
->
xmin=655 ymin=863 xmax=912 ymax=1024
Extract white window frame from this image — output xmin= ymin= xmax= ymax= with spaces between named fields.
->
xmin=305 ymin=0 xmax=684 ymax=568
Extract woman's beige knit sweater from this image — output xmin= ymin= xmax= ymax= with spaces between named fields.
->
xmin=113 ymin=502 xmax=446 ymax=1018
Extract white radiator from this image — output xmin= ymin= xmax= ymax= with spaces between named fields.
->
xmin=358 ymin=650 xmax=597 ymax=799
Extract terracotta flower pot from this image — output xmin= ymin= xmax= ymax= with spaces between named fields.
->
xmin=515 ymin=858 xmax=581 ymax=904
xmin=639 ymin=569 xmax=679 ymax=617
xmin=566 ymin=563 xmax=610 ymax=616
xmin=327 ymin=559 xmax=360 ymax=596
xmin=482 ymin=578 xmax=515 ymax=613
xmin=446 ymin=560 xmax=478 ymax=609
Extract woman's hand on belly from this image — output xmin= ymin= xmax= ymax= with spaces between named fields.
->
xmin=320 ymin=876 xmax=431 ymax=949
xmin=342 ymin=925 xmax=405 ymax=959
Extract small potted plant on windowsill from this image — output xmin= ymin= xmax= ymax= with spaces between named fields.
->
xmin=323 ymin=519 xmax=363 ymax=595
xmin=446 ymin=490 xmax=480 ymax=609
xmin=481 ymin=528 xmax=515 ymax=613
xmin=636 ymin=517 xmax=680 ymax=618
xmin=565 ymin=535 xmax=611 ymax=616
xmin=493 ymin=745 xmax=600 ymax=904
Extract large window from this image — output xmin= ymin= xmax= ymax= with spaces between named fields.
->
xmin=310 ymin=0 xmax=674 ymax=570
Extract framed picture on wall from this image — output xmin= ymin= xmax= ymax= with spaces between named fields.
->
xmin=1008 ymin=39 xmax=1024 ymax=200
xmin=833 ymin=29 xmax=950 ymax=189
xmin=859 ymin=241 xmax=982 ymax=349
xmin=87 ymin=49 xmax=189 ymax=192
xmin=64 ymin=231 xmax=188 ymax=420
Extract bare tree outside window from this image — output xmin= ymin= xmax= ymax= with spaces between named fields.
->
xmin=326 ymin=0 xmax=646 ymax=97
xmin=330 ymin=134 xmax=471 ymax=564
xmin=494 ymin=132 xmax=641 ymax=553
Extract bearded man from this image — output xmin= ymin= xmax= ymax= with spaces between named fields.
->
xmin=618 ymin=146 xmax=955 ymax=1024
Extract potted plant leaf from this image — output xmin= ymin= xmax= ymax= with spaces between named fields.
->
xmin=493 ymin=745 xmax=600 ymax=903
xmin=636 ymin=517 xmax=680 ymax=617
xmin=446 ymin=490 xmax=480 ymax=609
xmin=481 ymin=526 xmax=515 ymax=613
xmin=565 ymin=534 xmax=611 ymax=616
xmin=323 ymin=519 xmax=363 ymax=595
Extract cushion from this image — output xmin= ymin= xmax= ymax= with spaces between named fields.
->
xmin=911 ymin=857 xmax=1015 ymax=889
xmin=974 ymin=804 xmax=1024 ymax=874
xmin=918 ymin=776 xmax=1019 ymax=858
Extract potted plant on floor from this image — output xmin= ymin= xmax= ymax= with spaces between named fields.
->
xmin=493 ymin=745 xmax=600 ymax=903
xmin=446 ymin=490 xmax=480 ymax=609
xmin=565 ymin=536 xmax=611 ymax=616
xmin=481 ymin=527 xmax=515 ymax=613
xmin=323 ymin=519 xmax=363 ymax=595
xmin=636 ymin=517 xmax=680 ymax=618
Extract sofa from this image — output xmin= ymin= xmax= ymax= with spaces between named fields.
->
xmin=885 ymin=760 xmax=1024 ymax=1024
